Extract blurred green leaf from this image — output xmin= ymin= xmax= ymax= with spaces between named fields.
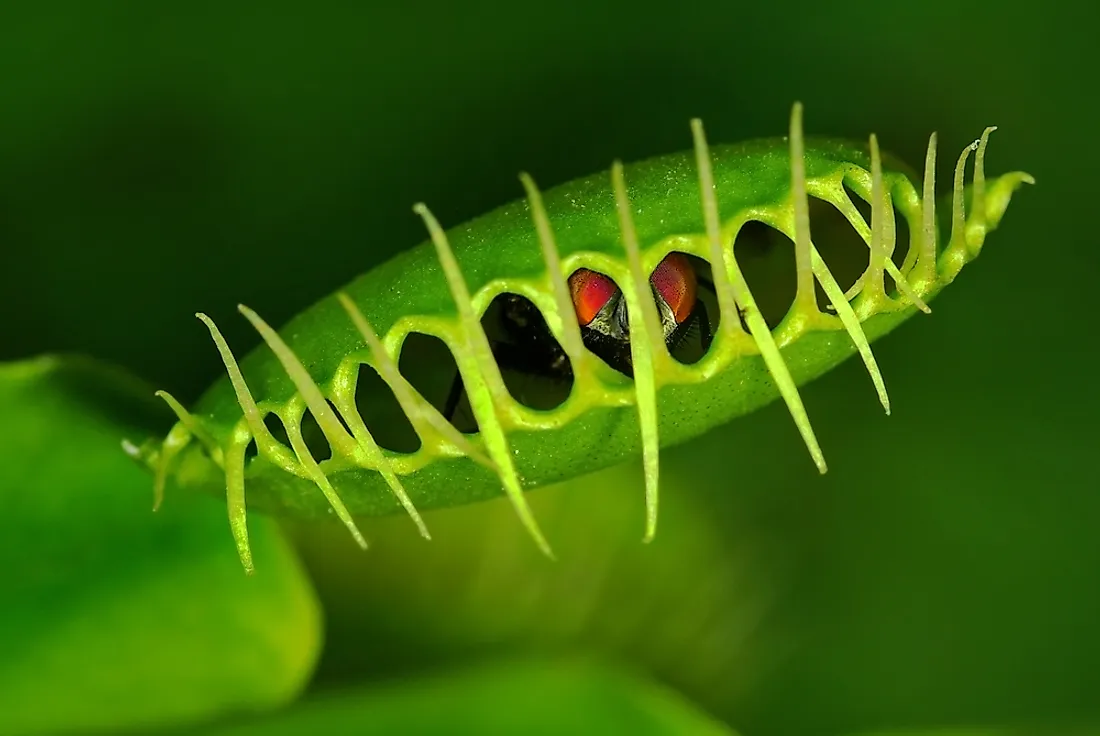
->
xmin=0 ymin=355 xmax=322 ymax=735
xmin=190 ymin=658 xmax=734 ymax=735
xmin=844 ymin=729 xmax=1100 ymax=736
xmin=289 ymin=445 xmax=785 ymax=729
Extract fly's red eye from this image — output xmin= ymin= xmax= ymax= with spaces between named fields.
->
xmin=568 ymin=268 xmax=618 ymax=326
xmin=650 ymin=253 xmax=697 ymax=324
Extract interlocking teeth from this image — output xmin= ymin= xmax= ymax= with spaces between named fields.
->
xmin=196 ymin=313 xmax=298 ymax=473
xmin=145 ymin=105 xmax=1023 ymax=573
xmin=519 ymin=172 xmax=587 ymax=368
xmin=611 ymin=160 xmax=664 ymax=542
xmin=414 ymin=202 xmax=555 ymax=559
xmin=919 ymin=132 xmax=939 ymax=283
xmin=789 ymin=102 xmax=890 ymax=416
xmin=690 ymin=118 xmax=743 ymax=345
xmin=237 ymin=304 xmax=369 ymax=550
xmin=789 ymin=103 xmax=817 ymax=315
xmin=336 ymin=292 xmax=492 ymax=469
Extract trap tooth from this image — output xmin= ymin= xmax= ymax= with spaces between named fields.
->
xmin=728 ymin=247 xmax=828 ymax=473
xmin=224 ymin=430 xmax=254 ymax=574
xmin=950 ymin=139 xmax=979 ymax=259
xmin=896 ymin=278 xmax=930 ymax=315
xmin=414 ymin=201 xmax=555 ymax=560
xmin=120 ymin=438 xmax=141 ymax=460
xmin=281 ymin=403 xmax=369 ymax=550
xmin=155 ymin=389 xmax=221 ymax=462
xmin=966 ymin=126 xmax=997 ymax=256
xmin=519 ymin=172 xmax=587 ymax=368
xmin=865 ymin=134 xmax=890 ymax=305
xmin=919 ymin=132 xmax=939 ymax=283
xmin=854 ymin=132 xmax=931 ymax=313
xmin=898 ymin=212 xmax=921 ymax=278
xmin=329 ymin=388 xmax=430 ymax=540
xmin=336 ymin=293 xmax=492 ymax=470
xmin=807 ymin=241 xmax=891 ymax=414
xmin=974 ymin=128 xmax=996 ymax=212
xmin=151 ymin=422 xmax=191 ymax=511
xmin=238 ymin=305 xmax=359 ymax=460
xmin=199 ymin=309 xmax=360 ymax=569
xmin=789 ymin=103 xmax=817 ymax=315
xmin=196 ymin=312 xmax=300 ymax=476
xmin=690 ymin=118 xmax=745 ymax=345
xmin=835 ymin=192 xmax=871 ymax=302
xmin=942 ymin=129 xmax=1032 ymax=281
xmin=882 ymin=177 xmax=898 ymax=265
xmin=611 ymin=160 xmax=664 ymax=543
xmin=827 ymin=171 xmax=929 ymax=312
xmin=379 ymin=465 xmax=430 ymax=540
xmin=788 ymin=104 xmax=889 ymax=415
xmin=413 ymin=203 xmax=512 ymax=411
xmin=880 ymin=194 xmax=931 ymax=314
xmin=709 ymin=105 xmax=827 ymax=474
xmin=237 ymin=304 xmax=369 ymax=550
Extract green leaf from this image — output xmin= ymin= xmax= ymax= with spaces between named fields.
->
xmin=0 ymin=355 xmax=322 ymax=736
xmin=192 ymin=658 xmax=736 ymax=735
xmin=844 ymin=729 xmax=1100 ymax=736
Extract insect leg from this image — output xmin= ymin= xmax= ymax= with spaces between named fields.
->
xmin=695 ymin=299 xmax=713 ymax=351
xmin=666 ymin=300 xmax=712 ymax=362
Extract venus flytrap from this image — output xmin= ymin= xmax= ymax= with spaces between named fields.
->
xmin=126 ymin=103 xmax=1033 ymax=572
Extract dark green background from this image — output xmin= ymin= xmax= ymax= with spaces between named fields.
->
xmin=1 ymin=2 xmax=1095 ymax=734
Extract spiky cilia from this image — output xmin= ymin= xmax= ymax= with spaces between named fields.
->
xmin=125 ymin=103 xmax=1033 ymax=572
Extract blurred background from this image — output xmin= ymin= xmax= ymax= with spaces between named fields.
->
xmin=1 ymin=2 xmax=1096 ymax=734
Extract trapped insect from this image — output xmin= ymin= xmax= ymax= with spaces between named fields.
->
xmin=439 ymin=253 xmax=712 ymax=426
xmin=125 ymin=103 xmax=1033 ymax=572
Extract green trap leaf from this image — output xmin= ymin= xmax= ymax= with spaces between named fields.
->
xmin=0 ymin=355 xmax=322 ymax=735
